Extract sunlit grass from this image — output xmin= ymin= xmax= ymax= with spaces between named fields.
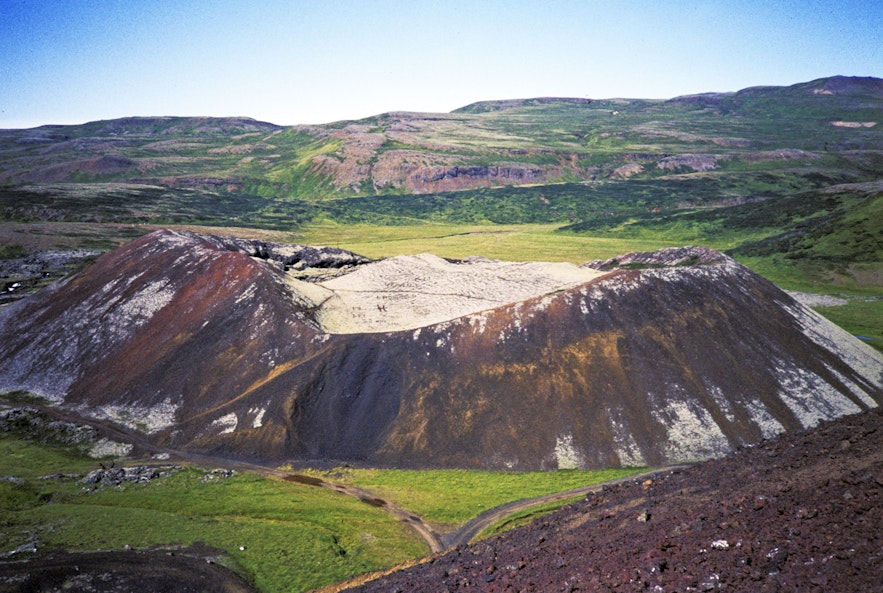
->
xmin=295 ymin=222 xmax=686 ymax=263
xmin=299 ymin=467 xmax=646 ymax=531
xmin=0 ymin=438 xmax=427 ymax=593
xmin=0 ymin=436 xmax=99 ymax=478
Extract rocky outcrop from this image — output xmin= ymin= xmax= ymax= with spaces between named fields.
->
xmin=200 ymin=234 xmax=372 ymax=275
xmin=610 ymin=163 xmax=644 ymax=179
xmin=0 ymin=406 xmax=133 ymax=458
xmin=585 ymin=245 xmax=728 ymax=270
xmin=79 ymin=465 xmax=186 ymax=488
xmin=655 ymin=153 xmax=723 ymax=172
xmin=0 ymin=231 xmax=880 ymax=469
xmin=0 ymin=248 xmax=100 ymax=304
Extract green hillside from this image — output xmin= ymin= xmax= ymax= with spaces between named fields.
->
xmin=1 ymin=75 xmax=881 ymax=344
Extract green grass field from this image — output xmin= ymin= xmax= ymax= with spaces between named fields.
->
xmin=0 ymin=437 xmax=427 ymax=593
xmin=300 ymin=466 xmax=645 ymax=531
xmin=295 ymin=222 xmax=689 ymax=262
xmin=0 ymin=435 xmax=649 ymax=593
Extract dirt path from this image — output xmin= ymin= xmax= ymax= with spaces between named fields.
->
xmin=441 ymin=466 xmax=685 ymax=548
xmin=14 ymin=401 xmax=674 ymax=555
xmin=282 ymin=473 xmax=446 ymax=553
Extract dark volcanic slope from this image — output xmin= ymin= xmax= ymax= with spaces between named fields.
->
xmin=0 ymin=231 xmax=881 ymax=469
xmin=347 ymin=407 xmax=883 ymax=593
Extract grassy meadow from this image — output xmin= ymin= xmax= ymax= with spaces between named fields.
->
xmin=0 ymin=432 xmax=649 ymax=593
xmin=299 ymin=466 xmax=645 ymax=531
xmin=0 ymin=435 xmax=423 ymax=593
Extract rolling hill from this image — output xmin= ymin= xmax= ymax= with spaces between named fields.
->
xmin=1 ymin=76 xmax=881 ymax=200
xmin=1 ymin=76 xmax=879 ymax=296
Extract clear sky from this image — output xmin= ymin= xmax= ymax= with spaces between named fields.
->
xmin=1 ymin=0 xmax=880 ymax=129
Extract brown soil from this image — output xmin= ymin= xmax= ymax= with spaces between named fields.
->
xmin=345 ymin=407 xmax=883 ymax=592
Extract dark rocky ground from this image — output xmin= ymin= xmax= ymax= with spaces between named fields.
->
xmin=0 ymin=544 xmax=256 ymax=593
xmin=0 ymin=249 xmax=99 ymax=305
xmin=347 ymin=407 xmax=883 ymax=593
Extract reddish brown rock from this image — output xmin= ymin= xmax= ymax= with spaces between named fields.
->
xmin=345 ymin=407 xmax=883 ymax=592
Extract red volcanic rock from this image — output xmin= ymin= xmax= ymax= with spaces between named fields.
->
xmin=0 ymin=231 xmax=880 ymax=469
xmin=345 ymin=407 xmax=883 ymax=592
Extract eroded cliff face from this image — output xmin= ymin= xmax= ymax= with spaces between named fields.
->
xmin=1 ymin=231 xmax=880 ymax=469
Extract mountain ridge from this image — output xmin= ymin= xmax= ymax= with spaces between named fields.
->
xmin=1 ymin=75 xmax=880 ymax=199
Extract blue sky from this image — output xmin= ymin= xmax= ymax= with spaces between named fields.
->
xmin=1 ymin=0 xmax=880 ymax=129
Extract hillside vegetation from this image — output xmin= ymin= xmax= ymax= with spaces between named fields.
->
xmin=0 ymin=75 xmax=880 ymax=336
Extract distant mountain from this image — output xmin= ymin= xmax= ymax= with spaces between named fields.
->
xmin=1 ymin=230 xmax=879 ymax=469
xmin=743 ymin=75 xmax=883 ymax=98
xmin=1 ymin=76 xmax=880 ymax=200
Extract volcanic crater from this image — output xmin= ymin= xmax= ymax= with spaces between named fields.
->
xmin=0 ymin=230 xmax=880 ymax=470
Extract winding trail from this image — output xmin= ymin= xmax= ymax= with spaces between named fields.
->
xmin=441 ymin=465 xmax=685 ymax=548
xmin=281 ymin=473 xmax=446 ymax=553
xmin=20 ymin=401 xmax=679 ymax=554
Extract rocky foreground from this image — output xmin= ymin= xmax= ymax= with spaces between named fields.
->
xmin=346 ymin=407 xmax=883 ymax=593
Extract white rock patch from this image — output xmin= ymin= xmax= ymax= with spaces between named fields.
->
xmin=652 ymin=391 xmax=731 ymax=462
xmin=89 ymin=438 xmax=134 ymax=458
xmin=786 ymin=291 xmax=848 ymax=307
xmin=554 ymin=433 xmax=583 ymax=469
xmin=310 ymin=254 xmax=606 ymax=334
xmin=781 ymin=300 xmax=883 ymax=393
xmin=92 ymin=397 xmax=180 ymax=434
xmin=743 ymin=399 xmax=786 ymax=439
xmin=773 ymin=358 xmax=863 ymax=428
xmin=609 ymin=415 xmax=647 ymax=467
xmin=824 ymin=364 xmax=878 ymax=408
xmin=118 ymin=279 xmax=176 ymax=319
xmin=212 ymin=412 xmax=238 ymax=435
xmin=250 ymin=407 xmax=267 ymax=429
